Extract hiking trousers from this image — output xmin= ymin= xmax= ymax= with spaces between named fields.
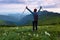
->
xmin=32 ymin=21 xmax=38 ymax=31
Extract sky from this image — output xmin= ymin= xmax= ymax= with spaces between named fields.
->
xmin=0 ymin=0 xmax=60 ymax=15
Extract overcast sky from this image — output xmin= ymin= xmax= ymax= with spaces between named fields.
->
xmin=0 ymin=0 xmax=60 ymax=14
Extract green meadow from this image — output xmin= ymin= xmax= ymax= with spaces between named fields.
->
xmin=0 ymin=25 xmax=60 ymax=40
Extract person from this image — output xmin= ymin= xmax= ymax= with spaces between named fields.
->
xmin=26 ymin=6 xmax=42 ymax=31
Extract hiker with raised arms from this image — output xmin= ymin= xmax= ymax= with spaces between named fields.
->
xmin=26 ymin=6 xmax=42 ymax=31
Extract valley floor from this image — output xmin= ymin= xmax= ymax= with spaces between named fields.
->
xmin=0 ymin=25 xmax=60 ymax=40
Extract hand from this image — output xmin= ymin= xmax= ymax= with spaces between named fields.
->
xmin=26 ymin=6 xmax=28 ymax=9
xmin=40 ymin=6 xmax=42 ymax=9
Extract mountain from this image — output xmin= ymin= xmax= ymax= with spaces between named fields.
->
xmin=0 ymin=15 xmax=17 ymax=22
xmin=0 ymin=15 xmax=17 ymax=26
xmin=0 ymin=20 xmax=16 ymax=26
xmin=0 ymin=11 xmax=60 ymax=26
xmin=0 ymin=13 xmax=27 ymax=26
xmin=8 ymin=13 xmax=26 ymax=21
xmin=17 ymin=10 xmax=60 ymax=26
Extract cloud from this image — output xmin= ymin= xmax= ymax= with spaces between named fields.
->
xmin=36 ymin=0 xmax=60 ymax=8
xmin=0 ymin=0 xmax=25 ymax=4
xmin=20 ymin=0 xmax=60 ymax=8
xmin=0 ymin=0 xmax=60 ymax=8
xmin=0 ymin=0 xmax=60 ymax=14
xmin=0 ymin=4 xmax=38 ymax=13
xmin=0 ymin=4 xmax=26 ymax=12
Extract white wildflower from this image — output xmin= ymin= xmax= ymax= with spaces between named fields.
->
xmin=3 ymin=32 xmax=7 ymax=36
xmin=46 ymin=26 xmax=49 ymax=28
xmin=36 ymin=34 xmax=39 ymax=37
xmin=33 ymin=33 xmax=35 ymax=36
xmin=18 ymin=33 xmax=20 ymax=35
xmin=16 ymin=27 xmax=19 ymax=29
xmin=28 ymin=33 xmax=31 ymax=36
xmin=45 ymin=31 xmax=50 ymax=36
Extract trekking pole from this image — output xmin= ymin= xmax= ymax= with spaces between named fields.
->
xmin=22 ymin=0 xmax=28 ymax=14
xmin=22 ymin=8 xmax=26 ymax=14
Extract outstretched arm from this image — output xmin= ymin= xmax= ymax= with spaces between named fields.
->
xmin=26 ymin=6 xmax=33 ymax=14
xmin=38 ymin=6 xmax=42 ymax=12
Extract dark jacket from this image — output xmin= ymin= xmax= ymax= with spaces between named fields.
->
xmin=26 ymin=7 xmax=41 ymax=21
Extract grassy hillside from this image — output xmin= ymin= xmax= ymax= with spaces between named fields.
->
xmin=0 ymin=20 xmax=16 ymax=27
xmin=0 ymin=20 xmax=5 ymax=23
xmin=0 ymin=25 xmax=60 ymax=40
xmin=38 ymin=13 xmax=60 ymax=26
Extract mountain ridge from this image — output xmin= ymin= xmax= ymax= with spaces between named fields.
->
xmin=0 ymin=10 xmax=60 ymax=26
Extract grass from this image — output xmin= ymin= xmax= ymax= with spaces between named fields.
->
xmin=0 ymin=25 xmax=60 ymax=40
